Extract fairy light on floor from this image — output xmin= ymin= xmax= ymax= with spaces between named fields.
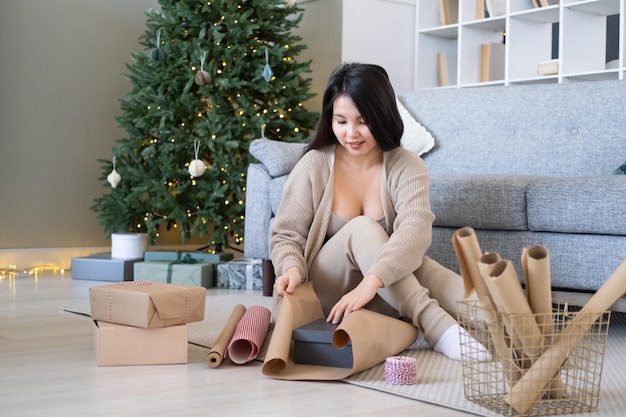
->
xmin=1 ymin=265 xmax=65 ymax=279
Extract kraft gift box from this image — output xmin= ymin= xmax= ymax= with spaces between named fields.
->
xmin=93 ymin=320 xmax=188 ymax=366
xmin=216 ymin=258 xmax=263 ymax=290
xmin=71 ymin=254 xmax=141 ymax=282
xmin=133 ymin=261 xmax=215 ymax=288
xmin=89 ymin=281 xmax=206 ymax=328
xmin=292 ymin=318 xmax=353 ymax=368
xmin=144 ymin=250 xmax=233 ymax=262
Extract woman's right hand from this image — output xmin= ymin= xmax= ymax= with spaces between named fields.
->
xmin=273 ymin=266 xmax=302 ymax=296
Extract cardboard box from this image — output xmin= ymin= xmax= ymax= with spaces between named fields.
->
xmin=89 ymin=282 xmax=206 ymax=328
xmin=71 ymin=254 xmax=141 ymax=282
xmin=216 ymin=258 xmax=263 ymax=290
xmin=93 ymin=321 xmax=188 ymax=366
xmin=134 ymin=261 xmax=215 ymax=288
xmin=144 ymin=250 xmax=233 ymax=262
xmin=292 ymin=318 xmax=353 ymax=368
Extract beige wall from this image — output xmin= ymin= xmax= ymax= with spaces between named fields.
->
xmin=293 ymin=0 xmax=343 ymax=112
xmin=0 ymin=0 xmax=160 ymax=250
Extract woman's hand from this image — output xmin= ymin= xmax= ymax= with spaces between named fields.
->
xmin=273 ymin=266 xmax=302 ymax=297
xmin=327 ymin=274 xmax=383 ymax=324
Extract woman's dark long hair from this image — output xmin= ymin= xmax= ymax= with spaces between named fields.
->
xmin=306 ymin=63 xmax=404 ymax=153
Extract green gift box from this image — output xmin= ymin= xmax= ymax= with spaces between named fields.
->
xmin=144 ymin=250 xmax=233 ymax=262
xmin=134 ymin=261 xmax=215 ymax=288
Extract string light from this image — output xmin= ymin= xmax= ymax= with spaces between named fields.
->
xmin=1 ymin=265 xmax=65 ymax=279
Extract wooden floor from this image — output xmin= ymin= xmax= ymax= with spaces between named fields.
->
xmin=0 ymin=272 xmax=472 ymax=417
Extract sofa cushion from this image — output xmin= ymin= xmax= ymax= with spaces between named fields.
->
xmin=429 ymin=175 xmax=534 ymax=231
xmin=249 ymin=139 xmax=307 ymax=177
xmin=527 ymin=176 xmax=626 ymax=236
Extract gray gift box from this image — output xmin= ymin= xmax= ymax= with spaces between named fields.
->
xmin=292 ymin=318 xmax=353 ymax=368
xmin=71 ymin=254 xmax=141 ymax=282
xmin=216 ymin=258 xmax=263 ymax=290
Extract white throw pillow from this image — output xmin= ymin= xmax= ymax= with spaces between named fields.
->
xmin=397 ymin=99 xmax=435 ymax=156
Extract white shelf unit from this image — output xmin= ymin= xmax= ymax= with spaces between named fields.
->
xmin=415 ymin=0 xmax=624 ymax=89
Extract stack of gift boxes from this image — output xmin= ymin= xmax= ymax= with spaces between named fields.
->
xmin=89 ymin=281 xmax=206 ymax=366
xmin=72 ymin=250 xmax=264 ymax=291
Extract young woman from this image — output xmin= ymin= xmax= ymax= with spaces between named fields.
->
xmin=269 ymin=63 xmax=485 ymax=361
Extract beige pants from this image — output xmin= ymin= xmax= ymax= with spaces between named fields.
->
xmin=308 ymin=216 xmax=465 ymax=347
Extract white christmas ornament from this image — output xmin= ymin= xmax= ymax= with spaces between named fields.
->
xmin=188 ymin=139 xmax=205 ymax=177
xmin=107 ymin=156 xmax=121 ymax=188
xmin=189 ymin=159 xmax=206 ymax=177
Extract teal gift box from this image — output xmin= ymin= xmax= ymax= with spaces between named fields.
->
xmin=144 ymin=250 xmax=233 ymax=262
xmin=133 ymin=261 xmax=215 ymax=288
xmin=216 ymin=258 xmax=263 ymax=290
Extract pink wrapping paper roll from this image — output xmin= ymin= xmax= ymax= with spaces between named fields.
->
xmin=227 ymin=305 xmax=271 ymax=364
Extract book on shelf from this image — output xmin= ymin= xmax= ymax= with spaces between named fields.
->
xmin=476 ymin=0 xmax=489 ymax=20
xmin=438 ymin=0 xmax=458 ymax=26
xmin=437 ymin=52 xmax=457 ymax=87
xmin=480 ymin=43 xmax=505 ymax=82
xmin=537 ymin=59 xmax=558 ymax=75
xmin=485 ymin=0 xmax=506 ymax=17
xmin=533 ymin=0 xmax=559 ymax=7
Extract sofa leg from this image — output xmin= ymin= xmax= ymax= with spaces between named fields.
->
xmin=262 ymin=259 xmax=276 ymax=297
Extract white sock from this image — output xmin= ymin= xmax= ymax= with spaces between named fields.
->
xmin=433 ymin=324 xmax=491 ymax=362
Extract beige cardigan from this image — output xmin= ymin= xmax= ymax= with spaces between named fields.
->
xmin=269 ymin=144 xmax=435 ymax=287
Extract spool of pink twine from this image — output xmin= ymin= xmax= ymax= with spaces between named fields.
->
xmin=385 ymin=356 xmax=416 ymax=385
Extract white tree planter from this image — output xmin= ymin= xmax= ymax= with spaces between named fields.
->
xmin=111 ymin=233 xmax=148 ymax=260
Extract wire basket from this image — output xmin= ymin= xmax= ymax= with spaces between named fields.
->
xmin=457 ymin=300 xmax=611 ymax=416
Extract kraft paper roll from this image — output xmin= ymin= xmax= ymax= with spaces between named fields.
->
xmin=505 ymin=257 xmax=626 ymax=415
xmin=452 ymin=227 xmax=490 ymax=301
xmin=477 ymin=253 xmax=524 ymax=384
xmin=523 ymin=246 xmax=554 ymax=334
xmin=522 ymin=245 xmax=566 ymax=398
xmin=261 ymin=281 xmax=418 ymax=380
xmin=452 ymin=229 xmax=514 ymax=373
xmin=206 ymin=304 xmax=246 ymax=368
xmin=452 ymin=229 xmax=509 ymax=357
xmin=484 ymin=259 xmax=545 ymax=359
xmin=227 ymin=305 xmax=271 ymax=364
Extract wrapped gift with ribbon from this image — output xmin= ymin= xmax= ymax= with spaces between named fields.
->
xmin=133 ymin=252 xmax=215 ymax=288
xmin=89 ymin=281 xmax=206 ymax=328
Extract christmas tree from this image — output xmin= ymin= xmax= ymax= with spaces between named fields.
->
xmin=92 ymin=0 xmax=318 ymax=251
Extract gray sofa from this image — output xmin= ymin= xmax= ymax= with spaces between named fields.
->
xmin=244 ymin=80 xmax=626 ymax=307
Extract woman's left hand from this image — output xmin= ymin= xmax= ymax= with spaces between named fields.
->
xmin=327 ymin=274 xmax=383 ymax=324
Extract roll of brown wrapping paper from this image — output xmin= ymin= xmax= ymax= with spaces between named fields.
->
xmin=262 ymin=281 xmax=418 ymax=380
xmin=206 ymin=304 xmax=247 ymax=367
xmin=523 ymin=246 xmax=553 ymax=328
xmin=505 ymin=257 xmax=626 ymax=415
xmin=452 ymin=229 xmax=515 ymax=380
xmin=485 ymin=259 xmax=545 ymax=359
xmin=522 ymin=245 xmax=566 ymax=398
xmin=452 ymin=227 xmax=490 ymax=301
xmin=477 ymin=253 xmax=524 ymax=384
